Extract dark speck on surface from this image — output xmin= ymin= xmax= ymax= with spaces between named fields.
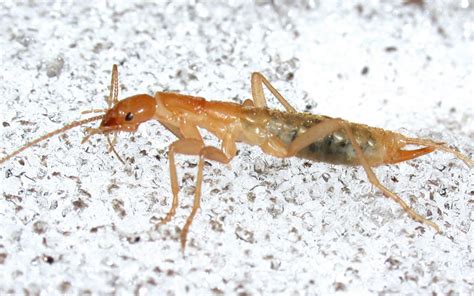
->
xmin=385 ymin=46 xmax=397 ymax=52
xmin=43 ymin=255 xmax=54 ymax=264
xmin=361 ymin=66 xmax=369 ymax=75
xmin=72 ymin=199 xmax=88 ymax=210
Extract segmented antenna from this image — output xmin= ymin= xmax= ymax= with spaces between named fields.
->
xmin=0 ymin=115 xmax=103 ymax=164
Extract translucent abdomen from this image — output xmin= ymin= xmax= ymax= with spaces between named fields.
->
xmin=241 ymin=108 xmax=387 ymax=166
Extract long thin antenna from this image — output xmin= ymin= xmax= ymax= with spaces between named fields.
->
xmin=0 ymin=115 xmax=103 ymax=165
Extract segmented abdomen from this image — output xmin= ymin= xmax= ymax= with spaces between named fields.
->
xmin=241 ymin=108 xmax=386 ymax=166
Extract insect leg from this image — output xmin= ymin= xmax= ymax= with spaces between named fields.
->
xmin=286 ymin=119 xmax=345 ymax=156
xmin=181 ymin=145 xmax=233 ymax=252
xmin=158 ymin=121 xmax=204 ymax=226
xmin=251 ymin=72 xmax=297 ymax=112
xmin=338 ymin=122 xmax=441 ymax=232
xmin=159 ymin=121 xmax=185 ymax=139
xmin=159 ymin=137 xmax=235 ymax=251
xmin=254 ymin=119 xmax=344 ymax=158
xmin=158 ymin=139 xmax=199 ymax=227
xmin=282 ymin=119 xmax=440 ymax=232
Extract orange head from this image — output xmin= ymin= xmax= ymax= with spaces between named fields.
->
xmin=100 ymin=94 xmax=156 ymax=132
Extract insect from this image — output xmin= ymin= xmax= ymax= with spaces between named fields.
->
xmin=1 ymin=65 xmax=472 ymax=251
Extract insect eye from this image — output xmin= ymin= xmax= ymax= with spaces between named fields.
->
xmin=125 ymin=112 xmax=134 ymax=121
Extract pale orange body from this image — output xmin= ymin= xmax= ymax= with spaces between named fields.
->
xmin=1 ymin=65 xmax=472 ymax=252
xmin=115 ymin=92 xmax=433 ymax=167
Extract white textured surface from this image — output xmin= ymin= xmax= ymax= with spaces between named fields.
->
xmin=0 ymin=1 xmax=473 ymax=295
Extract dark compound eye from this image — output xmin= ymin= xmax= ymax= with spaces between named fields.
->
xmin=125 ymin=112 xmax=134 ymax=121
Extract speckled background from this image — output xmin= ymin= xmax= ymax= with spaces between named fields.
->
xmin=0 ymin=1 xmax=473 ymax=295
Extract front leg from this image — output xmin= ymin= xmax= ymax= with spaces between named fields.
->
xmin=158 ymin=135 xmax=237 ymax=252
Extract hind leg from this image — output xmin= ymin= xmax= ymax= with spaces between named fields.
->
xmin=339 ymin=126 xmax=441 ymax=232
xmin=251 ymin=72 xmax=297 ymax=112
xmin=271 ymin=119 xmax=441 ymax=232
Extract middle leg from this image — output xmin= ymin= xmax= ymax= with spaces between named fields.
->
xmin=180 ymin=145 xmax=233 ymax=251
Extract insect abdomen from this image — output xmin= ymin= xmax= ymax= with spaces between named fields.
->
xmin=266 ymin=111 xmax=385 ymax=166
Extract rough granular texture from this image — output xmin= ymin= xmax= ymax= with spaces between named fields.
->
xmin=0 ymin=1 xmax=473 ymax=295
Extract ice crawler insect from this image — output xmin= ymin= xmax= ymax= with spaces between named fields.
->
xmin=1 ymin=65 xmax=472 ymax=251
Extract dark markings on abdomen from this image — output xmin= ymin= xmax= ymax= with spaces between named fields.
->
xmin=266 ymin=110 xmax=379 ymax=165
